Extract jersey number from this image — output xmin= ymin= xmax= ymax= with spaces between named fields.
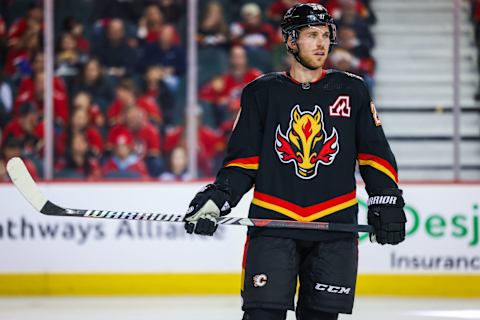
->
xmin=370 ymin=101 xmax=382 ymax=126
xmin=329 ymin=96 xmax=351 ymax=118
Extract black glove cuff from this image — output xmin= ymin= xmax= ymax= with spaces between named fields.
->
xmin=367 ymin=188 xmax=405 ymax=208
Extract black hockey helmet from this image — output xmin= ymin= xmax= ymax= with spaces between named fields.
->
xmin=280 ymin=3 xmax=337 ymax=50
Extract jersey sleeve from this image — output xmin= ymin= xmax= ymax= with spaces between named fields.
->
xmin=355 ymin=82 xmax=398 ymax=195
xmin=215 ymin=84 xmax=263 ymax=206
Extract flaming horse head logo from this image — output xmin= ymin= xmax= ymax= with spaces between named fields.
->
xmin=275 ymin=105 xmax=339 ymax=179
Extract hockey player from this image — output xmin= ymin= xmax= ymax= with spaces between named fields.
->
xmin=184 ymin=3 xmax=406 ymax=320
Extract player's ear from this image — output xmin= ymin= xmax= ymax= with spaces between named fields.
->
xmin=287 ymin=36 xmax=297 ymax=50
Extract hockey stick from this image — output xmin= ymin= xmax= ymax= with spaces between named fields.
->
xmin=6 ymin=157 xmax=374 ymax=233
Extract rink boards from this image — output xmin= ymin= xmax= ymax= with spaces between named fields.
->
xmin=0 ymin=182 xmax=479 ymax=296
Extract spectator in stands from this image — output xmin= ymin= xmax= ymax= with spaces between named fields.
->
xmin=93 ymin=18 xmax=138 ymax=79
xmin=72 ymin=91 xmax=105 ymax=129
xmin=199 ymin=45 xmax=261 ymax=132
xmin=335 ymin=25 xmax=375 ymax=88
xmin=0 ymin=14 xmax=5 ymax=42
xmin=73 ymin=58 xmax=114 ymax=110
xmin=141 ymin=66 xmax=175 ymax=127
xmin=163 ymin=112 xmax=225 ymax=177
xmin=107 ymin=79 xmax=136 ymax=126
xmin=230 ymin=3 xmax=280 ymax=50
xmin=3 ymin=3 xmax=43 ymax=77
xmin=2 ymin=102 xmax=43 ymax=159
xmin=328 ymin=48 xmax=354 ymax=72
xmin=0 ymin=70 xmax=13 ymax=129
xmin=107 ymin=78 xmax=161 ymax=126
xmin=107 ymin=106 xmax=163 ymax=177
xmin=14 ymin=51 xmax=69 ymax=119
xmin=0 ymin=137 xmax=39 ymax=181
xmin=62 ymin=16 xmax=90 ymax=53
xmin=0 ymin=14 xmax=6 ymax=64
xmin=3 ymin=28 xmax=41 ymax=77
xmin=56 ymin=108 xmax=103 ymax=158
xmin=92 ymin=0 xmax=143 ymax=25
xmin=159 ymin=146 xmax=192 ymax=181
xmin=336 ymin=1 xmax=375 ymax=50
xmin=19 ymin=51 xmax=66 ymax=95
xmin=267 ymin=0 xmax=320 ymax=23
xmin=14 ymin=71 xmax=69 ymax=127
xmin=337 ymin=25 xmax=371 ymax=59
xmin=15 ymin=51 xmax=68 ymax=106
xmin=328 ymin=47 xmax=374 ymax=90
xmin=29 ymin=50 xmax=47 ymax=75
xmin=198 ymin=1 xmax=229 ymax=48
xmin=55 ymin=32 xmax=86 ymax=81
xmin=326 ymin=0 xmax=376 ymax=25
xmin=136 ymin=3 xmax=181 ymax=46
xmin=197 ymin=1 xmax=230 ymax=85
xmin=13 ymin=51 xmax=69 ymax=123
xmin=6 ymin=3 xmax=43 ymax=49
xmin=54 ymin=133 xmax=101 ymax=179
xmin=158 ymin=0 xmax=185 ymax=24
xmin=140 ymin=25 xmax=185 ymax=92
xmin=138 ymin=4 xmax=165 ymax=44
xmin=102 ymin=130 xmax=149 ymax=179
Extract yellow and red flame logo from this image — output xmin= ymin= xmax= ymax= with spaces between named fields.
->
xmin=275 ymin=105 xmax=339 ymax=179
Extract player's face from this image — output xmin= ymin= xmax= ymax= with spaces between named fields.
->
xmin=295 ymin=25 xmax=330 ymax=69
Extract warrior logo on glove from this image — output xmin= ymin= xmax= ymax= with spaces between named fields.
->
xmin=367 ymin=189 xmax=407 ymax=245
xmin=275 ymin=105 xmax=339 ymax=179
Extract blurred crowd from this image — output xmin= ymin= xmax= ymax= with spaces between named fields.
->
xmin=471 ymin=0 xmax=480 ymax=100
xmin=0 ymin=0 xmax=377 ymax=181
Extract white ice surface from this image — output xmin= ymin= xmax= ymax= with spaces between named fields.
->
xmin=0 ymin=296 xmax=479 ymax=320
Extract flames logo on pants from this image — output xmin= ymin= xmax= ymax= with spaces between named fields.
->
xmin=275 ymin=105 xmax=339 ymax=179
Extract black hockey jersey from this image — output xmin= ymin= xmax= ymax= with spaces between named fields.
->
xmin=215 ymin=70 xmax=398 ymax=241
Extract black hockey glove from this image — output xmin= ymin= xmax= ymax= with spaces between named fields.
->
xmin=367 ymin=189 xmax=407 ymax=245
xmin=184 ymin=183 xmax=232 ymax=236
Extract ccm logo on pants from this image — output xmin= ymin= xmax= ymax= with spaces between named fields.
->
xmin=314 ymin=283 xmax=351 ymax=295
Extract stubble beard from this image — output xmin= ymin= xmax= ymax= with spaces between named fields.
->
xmin=297 ymin=49 xmax=326 ymax=70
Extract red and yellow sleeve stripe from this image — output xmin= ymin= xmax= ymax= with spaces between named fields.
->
xmin=224 ymin=156 xmax=259 ymax=170
xmin=357 ymin=153 xmax=398 ymax=183
xmin=251 ymin=190 xmax=358 ymax=222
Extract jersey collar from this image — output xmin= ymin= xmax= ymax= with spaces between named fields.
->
xmin=283 ymin=69 xmax=327 ymax=85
